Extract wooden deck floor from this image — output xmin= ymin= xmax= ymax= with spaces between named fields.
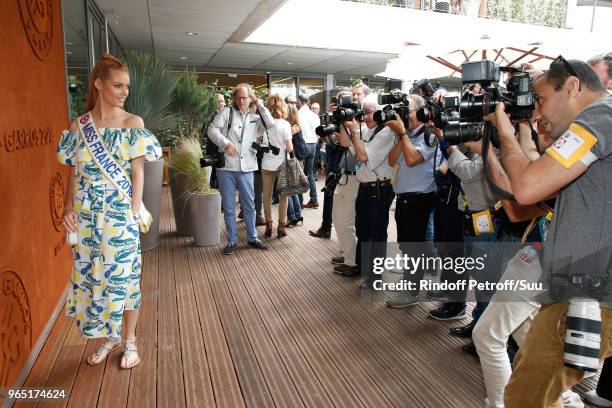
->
xmin=12 ymin=185 xmax=599 ymax=408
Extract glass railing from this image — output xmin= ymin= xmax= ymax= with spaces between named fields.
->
xmin=341 ymin=0 xmax=568 ymax=28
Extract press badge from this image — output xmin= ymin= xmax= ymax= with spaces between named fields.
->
xmin=438 ymin=159 xmax=449 ymax=174
xmin=546 ymin=123 xmax=598 ymax=168
xmin=472 ymin=209 xmax=494 ymax=236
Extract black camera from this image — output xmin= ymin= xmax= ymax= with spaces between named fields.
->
xmin=333 ymin=97 xmax=364 ymax=123
xmin=412 ymin=78 xmax=461 ymax=130
xmin=316 ymin=112 xmax=340 ymax=137
xmin=200 ymin=152 xmax=225 ymax=168
xmin=443 ymin=60 xmax=535 ymax=146
xmin=375 ymin=89 xmax=410 ymax=125
xmin=251 ymin=141 xmax=280 ymax=155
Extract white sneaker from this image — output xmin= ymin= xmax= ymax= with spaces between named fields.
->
xmin=561 ymin=390 xmax=584 ymax=408
xmin=584 ymin=390 xmax=612 ymax=408
xmin=385 ymin=293 xmax=418 ymax=308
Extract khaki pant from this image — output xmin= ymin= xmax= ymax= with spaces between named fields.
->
xmin=505 ymin=302 xmax=612 ymax=408
xmin=262 ymin=169 xmax=288 ymax=225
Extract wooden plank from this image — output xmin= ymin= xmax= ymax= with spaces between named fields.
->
xmin=187 ymin=244 xmax=245 ymax=408
xmin=156 ymin=191 xmax=186 ymax=408
xmin=38 ymin=323 xmax=87 ymax=408
xmin=13 ymin=314 xmax=72 ymax=408
xmin=273 ymin=231 xmax=485 ymax=408
xmin=63 ymin=341 xmax=106 ymax=408
xmin=229 ymin=249 xmax=337 ymax=408
xmin=205 ymin=248 xmax=276 ymax=408
xmin=126 ymin=247 xmax=159 ymax=408
xmin=218 ymin=251 xmax=305 ymax=408
xmin=171 ymin=231 xmax=216 ymax=408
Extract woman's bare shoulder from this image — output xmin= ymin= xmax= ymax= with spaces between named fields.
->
xmin=68 ymin=118 xmax=78 ymax=132
xmin=123 ymin=113 xmax=145 ymax=129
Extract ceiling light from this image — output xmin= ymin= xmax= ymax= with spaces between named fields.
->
xmin=179 ymin=56 xmax=188 ymax=60
xmin=286 ymin=62 xmax=293 ymax=65
xmin=186 ymin=31 xmax=199 ymax=36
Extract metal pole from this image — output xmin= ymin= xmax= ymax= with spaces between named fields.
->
xmin=104 ymin=17 xmax=109 ymax=53
xmin=590 ymin=0 xmax=598 ymax=32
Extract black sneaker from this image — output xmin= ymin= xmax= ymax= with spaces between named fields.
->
xmin=247 ymin=239 xmax=269 ymax=251
xmin=429 ymin=303 xmax=467 ymax=320
xmin=223 ymin=243 xmax=237 ymax=255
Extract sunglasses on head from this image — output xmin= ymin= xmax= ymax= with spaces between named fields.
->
xmin=551 ymin=55 xmax=581 ymax=91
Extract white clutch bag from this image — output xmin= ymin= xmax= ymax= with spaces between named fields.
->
xmin=137 ymin=205 xmax=153 ymax=234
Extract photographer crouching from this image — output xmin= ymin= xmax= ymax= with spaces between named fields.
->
xmin=207 ymin=83 xmax=273 ymax=255
xmin=336 ymin=98 xmax=397 ymax=289
xmin=486 ymin=58 xmax=612 ymax=407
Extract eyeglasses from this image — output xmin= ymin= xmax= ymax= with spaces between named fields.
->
xmin=286 ymin=101 xmax=297 ymax=105
xmin=551 ymin=55 xmax=581 ymax=91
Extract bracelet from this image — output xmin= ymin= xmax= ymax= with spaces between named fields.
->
xmin=399 ymin=131 xmax=409 ymax=138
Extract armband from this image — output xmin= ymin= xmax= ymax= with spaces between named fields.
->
xmin=545 ymin=123 xmax=597 ymax=168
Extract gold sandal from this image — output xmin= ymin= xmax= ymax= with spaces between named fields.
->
xmin=87 ymin=338 xmax=121 ymax=366
xmin=120 ymin=338 xmax=140 ymax=369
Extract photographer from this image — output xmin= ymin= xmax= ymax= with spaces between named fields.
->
xmin=329 ymin=90 xmax=366 ymax=276
xmin=486 ymin=58 xmax=612 ymax=407
xmin=311 ymin=85 xmax=370 ymax=239
xmin=383 ymin=94 xmax=438 ymax=307
xmin=337 ymin=98 xmax=396 ymax=289
xmin=207 ymin=83 xmax=274 ymax=255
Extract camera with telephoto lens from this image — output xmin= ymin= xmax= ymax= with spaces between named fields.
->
xmin=315 ymin=112 xmax=340 ymax=138
xmin=251 ymin=141 xmax=280 ymax=155
xmin=411 ymin=78 xmax=461 ymax=130
xmin=374 ymin=89 xmax=410 ymax=126
xmin=442 ymin=60 xmax=535 ymax=146
xmin=333 ymin=95 xmax=365 ymax=122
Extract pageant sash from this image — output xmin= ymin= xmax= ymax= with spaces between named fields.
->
xmin=77 ymin=113 xmax=152 ymax=233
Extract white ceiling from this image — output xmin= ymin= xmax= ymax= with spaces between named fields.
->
xmin=94 ymin=0 xmax=396 ymax=76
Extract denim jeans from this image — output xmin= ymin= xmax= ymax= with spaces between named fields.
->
xmin=287 ymin=195 xmax=302 ymax=221
xmin=303 ymin=143 xmax=318 ymax=201
xmin=217 ymin=170 xmax=258 ymax=244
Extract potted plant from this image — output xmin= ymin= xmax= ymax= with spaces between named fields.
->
xmin=168 ymin=71 xmax=218 ymax=235
xmin=123 ymin=51 xmax=180 ymax=251
xmin=168 ymin=138 xmax=221 ymax=246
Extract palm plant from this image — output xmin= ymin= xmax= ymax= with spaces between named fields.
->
xmin=123 ymin=51 xmax=180 ymax=132
xmin=173 ymin=70 xmax=217 ymax=139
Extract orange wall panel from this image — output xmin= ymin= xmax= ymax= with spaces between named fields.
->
xmin=0 ymin=0 xmax=72 ymax=388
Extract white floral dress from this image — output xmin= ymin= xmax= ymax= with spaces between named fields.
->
xmin=57 ymin=127 xmax=161 ymax=339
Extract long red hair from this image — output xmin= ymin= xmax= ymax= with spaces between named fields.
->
xmin=83 ymin=53 xmax=129 ymax=114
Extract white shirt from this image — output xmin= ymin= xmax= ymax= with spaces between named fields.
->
xmin=207 ymin=104 xmax=275 ymax=172
xmin=298 ymin=105 xmax=320 ymax=144
xmin=357 ymin=126 xmax=396 ymax=183
xmin=261 ymin=119 xmax=292 ymax=171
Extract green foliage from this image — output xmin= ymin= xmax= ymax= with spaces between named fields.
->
xmin=123 ymin=50 xmax=180 ymax=133
xmin=167 ymin=137 xmax=215 ymax=194
xmin=173 ymin=70 xmax=217 ymax=139
xmin=486 ymin=0 xmax=565 ymax=27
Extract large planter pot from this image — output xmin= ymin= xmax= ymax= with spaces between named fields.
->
xmin=168 ymin=168 xmax=192 ymax=236
xmin=141 ymin=159 xmax=164 ymax=251
xmin=161 ymin=147 xmax=170 ymax=185
xmin=189 ymin=191 xmax=221 ymax=247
